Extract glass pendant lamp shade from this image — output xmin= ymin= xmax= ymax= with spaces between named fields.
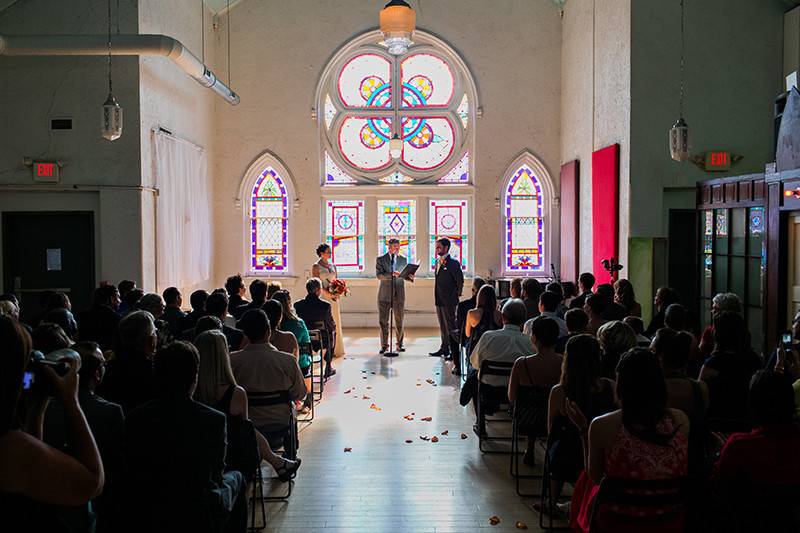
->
xmin=669 ymin=117 xmax=690 ymax=161
xmin=102 ymin=92 xmax=123 ymax=141
xmin=380 ymin=0 xmax=416 ymax=55
xmin=389 ymin=133 xmax=403 ymax=159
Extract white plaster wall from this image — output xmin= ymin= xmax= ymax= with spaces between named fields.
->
xmin=211 ymin=0 xmax=563 ymax=325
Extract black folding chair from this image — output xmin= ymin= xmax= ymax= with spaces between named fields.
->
xmin=295 ymin=341 xmax=317 ymax=423
xmin=307 ymin=329 xmax=327 ymax=400
xmin=247 ymin=390 xmax=298 ymax=502
xmin=587 ymin=477 xmax=689 ymax=533
xmin=306 ymin=320 xmax=332 ymax=382
xmin=509 ymin=385 xmax=550 ymax=496
xmin=476 ymin=360 xmax=520 ymax=453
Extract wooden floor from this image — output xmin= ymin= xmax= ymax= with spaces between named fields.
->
xmin=258 ymin=328 xmax=556 ymax=532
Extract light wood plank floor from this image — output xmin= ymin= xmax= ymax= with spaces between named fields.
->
xmin=258 ymin=328 xmax=557 ymax=532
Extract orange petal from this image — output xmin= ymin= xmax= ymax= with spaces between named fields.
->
xmin=405 ymin=439 xmax=413 ymax=443
xmin=489 ymin=515 xmax=500 ymax=525
xmin=344 ymin=447 xmax=352 ymax=452
xmin=441 ymin=430 xmax=449 ymax=435
xmin=421 ymin=416 xmax=432 ymax=422
xmin=431 ymin=436 xmax=439 ymax=443
xmin=515 ymin=521 xmax=528 ymax=529
xmin=460 ymin=433 xmax=468 ymax=439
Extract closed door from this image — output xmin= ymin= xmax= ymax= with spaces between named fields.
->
xmin=2 ymin=212 xmax=95 ymax=321
xmin=787 ymin=215 xmax=800 ymax=327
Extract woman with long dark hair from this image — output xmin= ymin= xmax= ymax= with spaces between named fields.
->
xmin=465 ymin=285 xmax=503 ymax=356
xmin=613 ymin=279 xmax=641 ymax=318
xmin=312 ymin=243 xmax=346 ymax=357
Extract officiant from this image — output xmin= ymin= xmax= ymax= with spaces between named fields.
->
xmin=376 ymin=238 xmax=413 ymax=354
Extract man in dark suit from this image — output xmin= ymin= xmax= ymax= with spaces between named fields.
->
xmin=430 ymin=238 xmax=464 ymax=358
xmin=294 ymin=277 xmax=337 ymax=377
xmin=205 ymin=292 xmax=245 ymax=351
xmin=376 ymin=238 xmax=412 ymax=354
xmin=449 ymin=276 xmax=486 ymax=374
xmin=179 ymin=289 xmax=209 ymax=339
xmin=569 ymin=272 xmax=596 ymax=310
xmin=125 ymin=342 xmax=246 ymax=533
xmin=162 ymin=287 xmax=186 ymax=336
xmin=78 ymin=284 xmax=121 ymax=351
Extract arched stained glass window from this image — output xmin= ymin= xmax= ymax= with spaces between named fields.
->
xmin=505 ymin=165 xmax=544 ymax=272
xmin=318 ymin=31 xmax=476 ymax=185
xmin=325 ymin=200 xmax=366 ymax=273
xmin=250 ymin=167 xmax=288 ymax=272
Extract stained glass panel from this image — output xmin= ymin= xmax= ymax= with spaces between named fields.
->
xmin=324 ymin=94 xmax=336 ymax=131
xmin=429 ymin=199 xmax=468 ymax=271
xmin=401 ymin=117 xmax=454 ymax=170
xmin=339 ymin=116 xmax=393 ymax=171
xmin=250 ymin=168 xmax=288 ymax=271
xmin=377 ymin=200 xmax=417 ymax=263
xmin=456 ymin=94 xmax=469 ymax=129
xmin=324 ymin=151 xmax=358 ymax=185
xmin=326 ymin=200 xmax=365 ymax=273
xmin=401 ymin=53 xmax=454 ymax=107
xmin=438 ymin=152 xmax=469 ymax=183
xmin=505 ymin=165 xmax=544 ymax=271
xmin=337 ymin=54 xmax=392 ymax=108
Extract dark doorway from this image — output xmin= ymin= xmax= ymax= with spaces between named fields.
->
xmin=668 ymin=209 xmax=699 ymax=328
xmin=3 ymin=211 xmax=95 ymax=323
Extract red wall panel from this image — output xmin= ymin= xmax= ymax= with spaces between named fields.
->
xmin=559 ymin=160 xmax=579 ymax=283
xmin=591 ymin=144 xmax=620 ymax=283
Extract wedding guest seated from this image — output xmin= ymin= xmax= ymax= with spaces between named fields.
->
xmin=272 ymin=290 xmax=313 ymax=407
xmin=42 ymin=308 xmax=78 ymax=340
xmin=44 ymin=291 xmax=72 ymax=313
xmin=294 ymin=278 xmax=337 ymax=378
xmin=179 ymin=289 xmax=209 ymax=337
xmin=137 ymin=293 xmax=173 ymax=349
xmin=596 ymin=283 xmax=627 ymax=321
xmin=461 ymin=299 xmax=532 ymax=434
xmin=99 ymin=311 xmax=157 ymax=414
xmin=570 ymin=272 xmax=595 ymax=310
xmin=0 ymin=299 xmax=19 ymax=320
xmin=546 ymin=281 xmax=568 ymax=318
xmin=31 ymin=322 xmax=72 ymax=354
xmin=78 ymin=285 xmax=121 ymax=351
xmin=225 ymin=274 xmax=250 ymax=319
xmin=698 ymin=292 xmax=743 ymax=361
xmin=509 ymin=316 xmax=563 ymax=465
xmin=522 ymin=278 xmax=543 ymax=320
xmin=524 ymin=291 xmax=567 ymax=338
xmin=162 ymin=287 xmax=186 ymax=336
xmin=623 ymin=316 xmax=651 ymax=346
xmin=0 ymin=316 xmax=104 ymax=530
xmin=266 ymin=281 xmax=282 ymax=300
xmin=664 ymin=303 xmax=702 ymax=376
xmin=449 ymin=276 xmax=486 ymax=375
xmin=119 ymin=288 xmax=143 ymax=317
xmin=205 ymin=292 xmax=245 ymax=351
xmin=596 ymin=321 xmax=637 ymax=379
xmin=613 ymin=279 xmax=641 ymax=317
xmin=195 ymin=315 xmax=224 ymax=338
xmin=561 ymin=281 xmax=578 ymax=308
xmin=556 ymin=308 xmax=589 ymax=354
xmin=194 ymin=330 xmax=301 ymax=482
xmin=237 ymin=279 xmax=268 ymax=317
xmin=583 ymin=294 xmax=608 ymax=336
xmin=116 ymin=280 xmax=136 ymax=315
xmin=712 ymin=370 xmax=800 ymax=532
xmin=262 ymin=300 xmax=299 ymax=359
xmin=230 ymin=310 xmax=307 ymax=440
xmin=498 ymin=278 xmax=523 ymax=310
xmin=465 ymin=285 xmax=503 ymax=357
xmin=126 ymin=341 xmax=246 ymax=533
xmin=700 ymin=311 xmax=762 ymax=428
xmin=567 ymin=348 xmax=690 ymax=532
xmin=644 ymin=286 xmax=679 ymax=337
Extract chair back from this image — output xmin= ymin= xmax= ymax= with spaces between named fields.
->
xmin=588 ymin=477 xmax=688 ymax=533
xmin=480 ymin=360 xmax=515 ymax=377
xmin=307 ymin=321 xmax=330 ymax=349
xmin=246 ymin=389 xmax=291 ymax=408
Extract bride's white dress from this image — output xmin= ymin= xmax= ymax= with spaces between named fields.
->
xmin=315 ymin=259 xmax=345 ymax=357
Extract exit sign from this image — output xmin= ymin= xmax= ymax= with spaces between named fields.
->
xmin=33 ymin=161 xmax=59 ymax=182
xmin=704 ymin=151 xmax=731 ymax=171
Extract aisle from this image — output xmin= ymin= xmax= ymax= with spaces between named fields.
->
xmin=261 ymin=328 xmax=544 ymax=532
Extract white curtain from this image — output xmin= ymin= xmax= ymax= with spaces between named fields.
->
xmin=154 ymin=131 xmax=211 ymax=290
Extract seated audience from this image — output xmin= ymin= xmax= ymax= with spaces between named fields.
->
xmin=78 ymin=285 xmax=121 ymax=351
xmin=698 ymin=292 xmax=743 ymax=360
xmin=262 ymin=300 xmax=299 ymax=359
xmin=180 ymin=289 xmax=209 ymax=335
xmin=294 ymin=278 xmax=337 ymax=378
xmin=524 ymin=291 xmax=567 ymax=338
xmin=266 ymin=281 xmax=282 ymax=300
xmin=583 ymin=294 xmax=608 ymax=336
xmin=119 ymin=289 xmax=143 ymax=317
xmin=450 ymin=276 xmax=486 ymax=374
xmin=31 ymin=322 xmax=72 ymax=354
xmin=462 ymin=299 xmax=532 ymax=434
xmin=567 ymin=348 xmax=690 ymax=532
xmin=509 ymin=316 xmax=563 ymax=464
xmin=44 ymin=291 xmax=72 ymax=313
xmin=644 ymin=286 xmax=679 ymax=338
xmin=465 ymin=285 xmax=503 ymax=356
xmin=43 ymin=308 xmax=78 ymax=340
xmin=194 ymin=315 xmax=224 ymax=338
xmin=561 ymin=281 xmax=578 ymax=308
xmin=546 ymin=281 xmax=568 ymax=318
xmin=700 ymin=311 xmax=762 ymax=428
xmin=225 ymin=274 xmax=250 ymax=319
xmin=0 ymin=316 xmax=104 ymax=529
xmin=623 ymin=316 xmax=651 ymax=346
xmin=237 ymin=279 xmax=268 ymax=317
xmin=664 ymin=303 xmax=702 ymax=376
xmin=116 ymin=280 xmax=137 ymax=315
xmin=99 ymin=311 xmax=157 ymax=414
xmin=137 ymin=293 xmax=173 ymax=349
xmin=613 ymin=278 xmax=641 ymax=317
xmin=712 ymin=370 xmax=800 ymax=532
xmin=126 ymin=341 xmax=246 ymax=532
xmin=194 ymin=330 xmax=301 ymax=482
xmin=556 ymin=308 xmax=588 ymax=353
xmin=541 ymin=335 xmax=616 ymax=516
xmin=498 ymin=277 xmax=523 ymax=311
xmin=522 ymin=278 xmax=543 ymax=320
xmin=570 ymin=272 xmax=596 ymax=310
xmin=205 ymin=292 xmax=245 ymax=352
xmin=0 ymin=299 xmax=19 ymax=320
xmin=230 ymin=310 xmax=306 ymax=439
xmin=272 ymin=290 xmax=313 ymax=406
xmin=596 ymin=283 xmax=628 ymax=321
xmin=162 ymin=287 xmax=186 ymax=336
xmin=596 ymin=320 xmax=637 ymax=379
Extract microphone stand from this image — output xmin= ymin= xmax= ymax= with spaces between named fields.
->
xmin=384 ymin=253 xmax=399 ymax=357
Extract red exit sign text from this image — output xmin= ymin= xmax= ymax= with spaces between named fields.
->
xmin=32 ymin=161 xmax=59 ymax=181
xmin=704 ymin=151 xmax=730 ymax=171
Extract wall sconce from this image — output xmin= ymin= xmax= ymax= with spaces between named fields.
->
xmin=784 ymin=187 xmax=800 ymax=199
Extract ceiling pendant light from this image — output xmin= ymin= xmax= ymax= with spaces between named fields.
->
xmin=380 ymin=0 xmax=416 ymax=56
xmin=669 ymin=0 xmax=689 ymax=161
xmin=101 ymin=0 xmax=122 ymax=141
xmin=389 ymin=133 xmax=403 ymax=159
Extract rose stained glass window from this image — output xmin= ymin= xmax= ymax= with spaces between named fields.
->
xmin=250 ymin=168 xmax=288 ymax=272
xmin=505 ymin=165 xmax=544 ymax=272
xmin=325 ymin=200 xmax=365 ymax=273
xmin=429 ymin=199 xmax=468 ymax=271
xmin=378 ymin=200 xmax=417 ymax=263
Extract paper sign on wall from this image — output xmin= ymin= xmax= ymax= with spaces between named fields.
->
xmin=46 ymin=248 xmax=62 ymax=271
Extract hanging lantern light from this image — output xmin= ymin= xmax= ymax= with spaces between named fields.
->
xmin=380 ymin=0 xmax=416 ymax=56
xmin=669 ymin=0 xmax=689 ymax=161
xmin=389 ymin=133 xmax=403 ymax=159
xmin=101 ymin=0 xmax=122 ymax=141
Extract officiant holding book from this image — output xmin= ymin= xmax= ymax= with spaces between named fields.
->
xmin=376 ymin=238 xmax=415 ymax=354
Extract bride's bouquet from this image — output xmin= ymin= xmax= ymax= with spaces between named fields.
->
xmin=329 ymin=278 xmax=350 ymax=299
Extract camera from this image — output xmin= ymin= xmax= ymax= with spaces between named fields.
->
xmin=22 ymin=350 xmax=70 ymax=396
xmin=781 ymin=330 xmax=793 ymax=346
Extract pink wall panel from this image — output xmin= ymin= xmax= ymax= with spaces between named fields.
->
xmin=591 ymin=144 xmax=620 ymax=283
xmin=559 ymin=160 xmax=579 ymax=283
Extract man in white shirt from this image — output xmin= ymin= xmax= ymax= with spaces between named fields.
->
xmin=524 ymin=291 xmax=568 ymax=338
xmin=462 ymin=299 xmax=532 ymax=434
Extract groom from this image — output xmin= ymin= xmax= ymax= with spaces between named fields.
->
xmin=430 ymin=237 xmax=464 ymax=359
xmin=376 ymin=238 xmax=409 ymax=353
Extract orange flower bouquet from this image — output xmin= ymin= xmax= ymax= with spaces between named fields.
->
xmin=329 ymin=278 xmax=350 ymax=299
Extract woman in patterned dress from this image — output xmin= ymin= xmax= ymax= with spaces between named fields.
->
xmin=312 ymin=243 xmax=346 ymax=357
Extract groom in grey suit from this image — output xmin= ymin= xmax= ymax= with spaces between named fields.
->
xmin=376 ymin=238 xmax=410 ymax=353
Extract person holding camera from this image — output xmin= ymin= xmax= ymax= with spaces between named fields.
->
xmin=0 ymin=315 xmax=104 ymax=529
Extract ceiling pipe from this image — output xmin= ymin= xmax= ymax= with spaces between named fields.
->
xmin=0 ymin=34 xmax=240 ymax=105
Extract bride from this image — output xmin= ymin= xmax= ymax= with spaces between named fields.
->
xmin=312 ymin=243 xmax=345 ymax=358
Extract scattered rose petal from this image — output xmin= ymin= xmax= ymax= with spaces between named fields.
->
xmin=432 ymin=383 xmax=438 ymax=387
xmin=362 ymin=376 xmax=368 ymax=380
xmin=515 ymin=521 xmax=528 ymax=530
xmin=362 ymin=395 xmax=370 ymax=400
xmin=419 ymin=435 xmax=430 ymax=441
xmin=421 ymin=416 xmax=432 ymax=422
xmin=371 ymin=371 xmax=376 ymax=374
xmin=441 ymin=430 xmax=449 ymax=436
xmin=411 ymin=412 xmax=415 ymax=415
xmin=369 ymin=403 xmax=381 ymax=411
xmin=344 ymin=389 xmax=352 ymax=394
xmin=460 ymin=433 xmax=468 ymax=439
xmin=403 ymin=415 xmax=414 ymax=421
xmin=431 ymin=436 xmax=439 ymax=443
xmin=426 ymin=379 xmax=435 ymax=384
xmin=366 ymin=386 xmax=372 ymax=390
xmin=416 ymin=383 xmax=422 ymax=387
xmin=489 ymin=515 xmax=500 ymax=525
xmin=344 ymin=447 xmax=352 ymax=452
xmin=405 ymin=439 xmax=413 ymax=443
